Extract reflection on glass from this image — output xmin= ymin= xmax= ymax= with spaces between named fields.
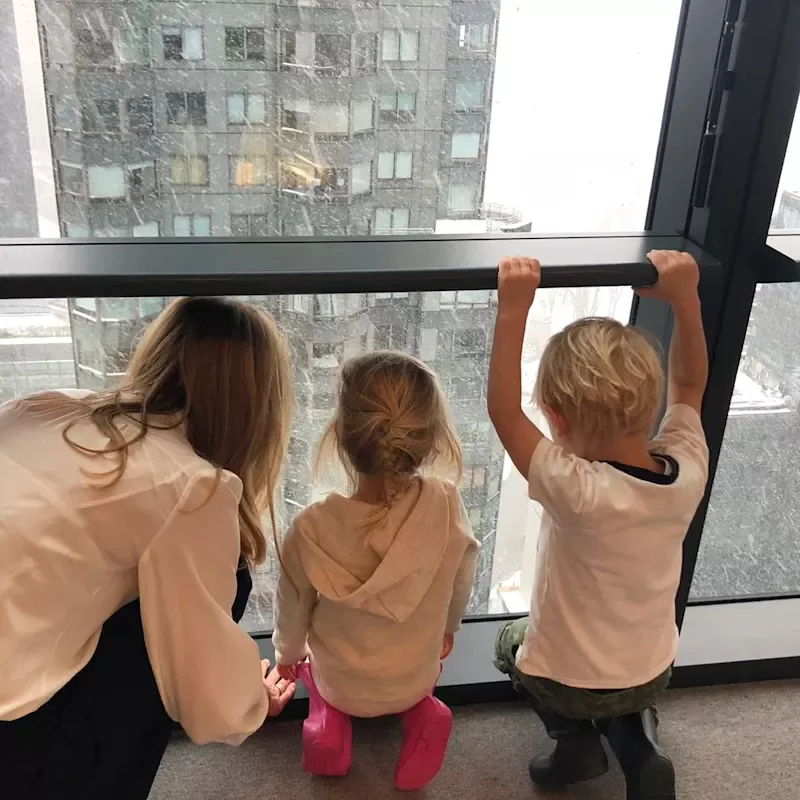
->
xmin=692 ymin=283 xmax=800 ymax=600
xmin=0 ymin=288 xmax=631 ymax=630
xmin=772 ymin=98 xmax=800 ymax=230
xmin=0 ymin=0 xmax=682 ymax=239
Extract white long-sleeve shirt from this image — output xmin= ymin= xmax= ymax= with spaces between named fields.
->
xmin=0 ymin=391 xmax=268 ymax=744
xmin=273 ymin=476 xmax=479 ymax=718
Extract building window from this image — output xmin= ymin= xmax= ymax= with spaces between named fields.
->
xmin=166 ymin=92 xmax=206 ymax=126
xmin=354 ymin=33 xmax=377 ymax=73
xmin=227 ymin=92 xmax=266 ymax=125
xmin=76 ymin=28 xmax=115 ymax=67
xmin=454 ymin=79 xmax=485 ymax=112
xmin=231 ymin=214 xmax=269 ymax=237
xmin=49 ymin=95 xmax=72 ymax=130
xmin=381 ymin=29 xmax=419 ymax=62
xmin=351 ymin=162 xmax=372 ymax=195
xmin=451 ymin=132 xmax=481 ymax=159
xmin=312 ymin=103 xmax=348 ymax=136
xmin=352 ymin=99 xmax=373 ymax=133
xmin=87 ymin=165 xmax=125 ymax=199
xmin=58 ymin=163 xmax=84 ymax=196
xmin=374 ymin=208 xmax=410 ymax=233
xmin=281 ymin=98 xmax=311 ymax=132
xmin=81 ymin=99 xmax=120 ymax=133
xmin=174 ymin=214 xmax=210 ymax=236
xmin=315 ymin=33 xmax=351 ymax=74
xmin=39 ymin=25 xmax=50 ymax=68
xmin=448 ymin=183 xmax=478 ymax=214
xmin=225 ymin=27 xmax=265 ymax=61
xmin=117 ymin=28 xmax=149 ymax=65
xmin=439 ymin=289 xmax=493 ymax=309
xmin=64 ymin=222 xmax=89 ymax=238
xmin=379 ymin=91 xmax=416 ymax=124
xmin=127 ymin=162 xmax=157 ymax=200
xmin=126 ymin=96 xmax=154 ymax=133
xmin=232 ymin=155 xmax=268 ymax=187
xmin=377 ymin=151 xmax=413 ymax=180
xmin=133 ymin=222 xmax=160 ymax=237
xmin=458 ymin=23 xmax=491 ymax=52
xmin=454 ymin=328 xmax=487 ymax=358
xmin=170 ymin=155 xmax=209 ymax=186
xmin=281 ymin=31 xmax=311 ymax=70
xmin=163 ymin=26 xmax=203 ymax=61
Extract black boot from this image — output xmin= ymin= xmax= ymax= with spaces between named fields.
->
xmin=602 ymin=708 xmax=676 ymax=800
xmin=528 ymin=714 xmax=609 ymax=790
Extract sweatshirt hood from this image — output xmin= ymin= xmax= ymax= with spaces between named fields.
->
xmin=294 ymin=478 xmax=455 ymax=623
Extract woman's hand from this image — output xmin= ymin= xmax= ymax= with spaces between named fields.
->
xmin=440 ymin=633 xmax=454 ymax=660
xmin=262 ymin=659 xmax=296 ymax=717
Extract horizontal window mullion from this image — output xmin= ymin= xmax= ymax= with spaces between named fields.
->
xmin=0 ymin=235 xmax=718 ymax=298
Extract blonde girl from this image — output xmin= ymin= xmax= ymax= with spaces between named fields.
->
xmin=273 ymin=351 xmax=479 ymax=791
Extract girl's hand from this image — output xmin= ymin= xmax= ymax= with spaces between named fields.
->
xmin=262 ymin=659 xmax=296 ymax=717
xmin=277 ymin=662 xmax=298 ymax=682
xmin=440 ymin=633 xmax=454 ymax=660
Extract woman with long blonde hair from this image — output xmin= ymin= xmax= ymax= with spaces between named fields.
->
xmin=273 ymin=351 xmax=479 ymax=792
xmin=0 ymin=297 xmax=296 ymax=799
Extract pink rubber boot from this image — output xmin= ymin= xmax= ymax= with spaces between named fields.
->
xmin=297 ymin=662 xmax=352 ymax=777
xmin=394 ymin=693 xmax=453 ymax=791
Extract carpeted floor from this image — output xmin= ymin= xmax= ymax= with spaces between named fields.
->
xmin=149 ymin=681 xmax=800 ymax=799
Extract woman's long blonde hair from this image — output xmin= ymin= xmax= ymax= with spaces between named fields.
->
xmin=317 ymin=351 xmax=462 ymax=524
xmin=63 ymin=297 xmax=294 ymax=566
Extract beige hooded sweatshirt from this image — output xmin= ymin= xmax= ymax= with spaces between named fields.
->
xmin=272 ymin=476 xmax=479 ymax=718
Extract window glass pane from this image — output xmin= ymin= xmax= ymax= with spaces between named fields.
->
xmin=448 ymin=183 xmax=477 ymax=213
xmin=393 ymin=208 xmax=410 ymax=230
xmin=0 ymin=289 xmax=631 ymax=627
xmin=395 ymin=151 xmax=413 ymax=179
xmin=173 ymin=215 xmax=191 ymax=236
xmin=374 ymin=208 xmax=392 ymax=231
xmin=133 ymin=222 xmax=159 ymax=237
xmin=87 ymin=166 xmax=125 ymax=199
xmin=377 ymin=152 xmax=394 ymax=179
xmin=692 ymin=283 xmax=800 ymax=600
xmin=227 ymin=93 xmax=246 ymax=124
xmin=351 ymin=162 xmax=371 ymax=195
xmin=451 ymin=132 xmax=481 ymax=159
xmin=3 ymin=2 xmax=682 ymax=240
xmin=247 ymin=94 xmax=266 ymax=124
xmin=193 ymin=215 xmax=211 ymax=236
xmin=772 ymin=99 xmax=800 ymax=231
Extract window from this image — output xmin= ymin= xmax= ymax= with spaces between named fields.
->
xmin=39 ymin=25 xmax=50 ymax=68
xmin=440 ymin=290 xmax=494 ymax=309
xmin=315 ymin=34 xmax=350 ymax=75
xmin=166 ymin=92 xmax=206 ymax=126
xmin=351 ymin=162 xmax=372 ymax=196
xmin=454 ymin=328 xmax=487 ymax=357
xmin=454 ymin=79 xmax=485 ymax=112
xmin=381 ymin=30 xmax=419 ymax=62
xmin=232 ymin=156 xmax=268 ymax=187
xmin=378 ymin=151 xmax=413 ymax=180
xmin=49 ymin=95 xmax=72 ymax=130
xmin=448 ymin=183 xmax=478 ymax=214
xmin=170 ymin=155 xmax=208 ymax=186
xmin=374 ymin=208 xmax=410 ymax=233
xmin=174 ymin=214 xmax=211 ymax=236
xmin=231 ymin=214 xmax=269 ymax=237
xmin=225 ymin=27 xmax=265 ymax=61
xmin=354 ymin=34 xmax=377 ymax=73
xmin=379 ymin=91 xmax=416 ymax=124
xmin=227 ymin=93 xmax=266 ymax=125
xmin=64 ymin=222 xmax=89 ymax=238
xmin=281 ymin=98 xmax=310 ymax=132
xmin=117 ymin=28 xmax=149 ymax=65
xmin=458 ymin=23 xmax=491 ymax=52
xmin=281 ymin=31 xmax=313 ymax=70
xmin=76 ymin=28 xmax=114 ymax=67
xmin=59 ymin=163 xmax=84 ymax=196
xmin=126 ymin=97 xmax=154 ymax=134
xmin=127 ymin=163 xmax=157 ymax=200
xmin=312 ymin=104 xmax=348 ymax=136
xmin=451 ymin=132 xmax=481 ymax=159
xmin=352 ymin=99 xmax=373 ymax=133
xmin=133 ymin=222 xmax=159 ymax=237
xmin=81 ymin=99 xmax=120 ymax=133
xmin=87 ymin=166 xmax=125 ymax=199
xmin=163 ymin=27 xmax=203 ymax=61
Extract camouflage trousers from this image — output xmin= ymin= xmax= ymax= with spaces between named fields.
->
xmin=494 ymin=617 xmax=671 ymax=721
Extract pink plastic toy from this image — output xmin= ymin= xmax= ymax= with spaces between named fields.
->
xmin=297 ymin=662 xmax=453 ymax=791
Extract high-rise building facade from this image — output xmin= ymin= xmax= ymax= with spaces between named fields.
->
xmin=34 ymin=0 xmax=502 ymax=627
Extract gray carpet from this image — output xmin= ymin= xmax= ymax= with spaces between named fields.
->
xmin=149 ymin=681 xmax=800 ymax=799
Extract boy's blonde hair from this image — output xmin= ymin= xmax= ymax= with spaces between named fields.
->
xmin=317 ymin=351 xmax=462 ymax=518
xmin=534 ymin=317 xmax=664 ymax=444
